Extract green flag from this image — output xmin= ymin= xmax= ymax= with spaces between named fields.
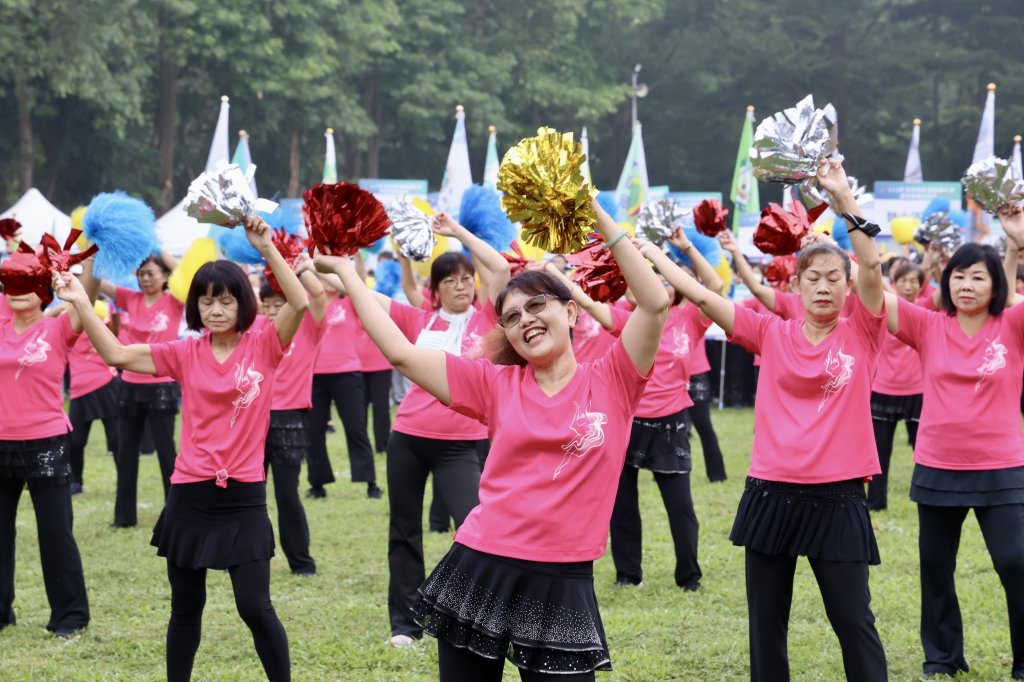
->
xmin=730 ymin=107 xmax=759 ymax=231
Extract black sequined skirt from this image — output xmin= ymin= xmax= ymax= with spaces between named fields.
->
xmin=265 ymin=410 xmax=310 ymax=466
xmin=688 ymin=371 xmax=712 ymax=404
xmin=870 ymin=391 xmax=922 ymax=423
xmin=910 ymin=464 xmax=1024 ymax=507
xmin=624 ymin=409 xmax=691 ymax=474
xmin=414 ymin=543 xmax=611 ymax=674
xmin=69 ymin=378 xmax=121 ymax=423
xmin=151 ymin=480 xmax=275 ymax=570
xmin=0 ymin=434 xmax=71 ymax=483
xmin=120 ymin=381 xmax=180 ymax=416
xmin=730 ymin=477 xmax=880 ymax=565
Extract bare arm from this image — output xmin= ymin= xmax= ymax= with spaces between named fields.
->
xmin=398 ymin=254 xmax=426 ymax=308
xmin=667 ymin=229 xmax=723 ymax=294
xmin=636 ymin=240 xmax=736 ymax=335
xmin=293 ymin=255 xmax=327 ymax=323
xmin=434 ymin=212 xmax=511 ymax=302
xmin=315 ymin=255 xmax=450 ymax=403
xmin=543 ymin=262 xmax=613 ymax=330
xmin=1000 ymin=206 xmax=1024 ymax=307
xmin=243 ymin=217 xmax=308 ymax=348
xmin=160 ymin=249 xmax=179 ymax=272
xmin=719 ymin=230 xmax=777 ymax=311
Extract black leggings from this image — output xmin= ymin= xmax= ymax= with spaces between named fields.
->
xmin=166 ymin=559 xmax=290 ymax=682
xmin=685 ymin=401 xmax=726 ymax=482
xmin=115 ymin=409 xmax=177 ymax=526
xmin=363 ymin=369 xmax=393 ymax=453
xmin=437 ymin=639 xmax=595 ymax=682
xmin=867 ymin=417 xmax=919 ymax=509
xmin=68 ymin=414 xmax=118 ymax=485
xmin=308 ymin=372 xmax=375 ymax=487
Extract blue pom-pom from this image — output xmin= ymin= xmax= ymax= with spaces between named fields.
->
xmin=361 ymin=238 xmax=386 ymax=255
xmin=259 ymin=205 xmax=303 ymax=235
xmin=948 ymin=210 xmax=970 ymax=230
xmin=668 ymin=227 xmax=721 ymax=267
xmin=831 ymin=219 xmax=853 ymax=251
xmin=596 ymin=191 xmax=618 ymax=218
xmin=921 ymin=196 xmax=950 ymax=219
xmin=374 ymin=259 xmax=401 ymax=297
xmin=459 ymin=185 xmax=515 ymax=253
xmin=82 ymin=191 xmax=158 ymax=280
xmin=217 ymin=228 xmax=265 ymax=265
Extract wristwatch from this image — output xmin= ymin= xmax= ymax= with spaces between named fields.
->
xmin=840 ymin=213 xmax=881 ymax=238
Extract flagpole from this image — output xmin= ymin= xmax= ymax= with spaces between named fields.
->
xmin=1012 ymin=134 xmax=1023 ymax=180
xmin=904 ymin=118 xmax=923 ymax=183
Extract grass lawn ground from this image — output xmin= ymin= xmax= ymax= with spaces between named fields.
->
xmin=1 ymin=407 xmax=1016 ymax=680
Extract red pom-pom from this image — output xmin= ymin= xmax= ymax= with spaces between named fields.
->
xmin=304 ymin=182 xmax=391 ymax=257
xmin=264 ymin=229 xmax=308 ymax=296
xmin=0 ymin=230 xmax=98 ymax=303
xmin=39 ymin=230 xmax=98 ymax=273
xmin=753 ymin=203 xmax=811 ymax=255
xmin=0 ymin=218 xmax=21 ymax=241
xmin=502 ymin=241 xmax=533 ymax=277
xmin=692 ymin=199 xmax=729 ymax=237
xmin=567 ymin=237 xmax=627 ymax=303
xmin=764 ymin=254 xmax=797 ymax=288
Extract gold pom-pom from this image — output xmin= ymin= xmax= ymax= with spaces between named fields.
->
xmin=497 ymin=127 xmax=597 ymax=254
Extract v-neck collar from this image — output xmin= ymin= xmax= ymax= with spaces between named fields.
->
xmin=950 ymin=312 xmax=995 ymax=340
xmin=8 ymin=316 xmax=45 ymax=338
xmin=526 ymin=362 xmax=582 ymax=400
xmin=796 ymin=318 xmax=841 ymax=349
xmin=207 ymin=331 xmax=247 ymax=371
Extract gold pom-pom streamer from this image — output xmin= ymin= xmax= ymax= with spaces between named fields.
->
xmin=497 ymin=127 xmax=597 ymax=254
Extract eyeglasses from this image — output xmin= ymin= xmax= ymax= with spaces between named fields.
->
xmin=440 ymin=274 xmax=475 ymax=289
xmin=497 ymin=294 xmax=566 ymax=328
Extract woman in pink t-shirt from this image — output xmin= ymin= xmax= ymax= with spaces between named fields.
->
xmin=316 ymin=199 xmax=668 ymax=680
xmin=57 ymin=218 xmax=307 ymax=682
xmin=666 ymin=161 xmax=889 ymax=680
xmin=885 ymin=205 xmax=1024 ymax=679
xmin=866 ymin=261 xmax=925 ymax=511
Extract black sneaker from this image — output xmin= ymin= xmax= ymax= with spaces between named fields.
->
xmin=70 ymin=482 xmax=83 ymax=495
xmin=428 ymin=526 xmax=451 ymax=534
xmin=680 ymin=581 xmax=701 ymax=592
xmin=53 ymin=627 xmax=82 ymax=639
xmin=367 ymin=483 xmax=383 ymax=499
xmin=306 ymin=486 xmax=327 ymax=499
xmin=614 ymin=576 xmax=643 ymax=587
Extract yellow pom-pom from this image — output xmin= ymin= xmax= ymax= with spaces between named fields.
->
xmin=714 ymin=256 xmax=733 ymax=292
xmin=890 ymin=216 xmax=919 ymax=245
xmin=70 ymin=206 xmax=87 ymax=230
xmin=618 ymin=221 xmax=635 ymax=237
xmin=412 ymin=198 xmax=435 ymax=217
xmin=410 ymin=234 xmax=451 ymax=278
xmin=497 ymin=127 xmax=597 ymax=254
xmin=813 ymin=218 xmax=834 ymax=235
xmin=516 ymin=237 xmax=547 ymax=265
xmin=168 ymin=238 xmax=218 ymax=303
xmin=93 ymin=299 xmax=110 ymax=323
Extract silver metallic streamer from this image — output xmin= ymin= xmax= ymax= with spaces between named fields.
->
xmin=961 ymin=157 xmax=1024 ymax=214
xmin=387 ymin=196 xmax=434 ymax=261
xmin=914 ymin=212 xmax=963 ymax=253
xmin=184 ymin=161 xmax=277 ymax=225
xmin=635 ymin=199 xmax=690 ymax=244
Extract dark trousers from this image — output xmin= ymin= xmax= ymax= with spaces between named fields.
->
xmin=264 ymin=457 xmax=315 ymax=575
xmin=429 ymin=440 xmax=490 ymax=532
xmin=166 ymin=558 xmax=290 ymax=681
xmin=745 ymin=549 xmax=887 ymax=682
xmin=115 ymin=409 xmax=177 ymax=526
xmin=0 ymin=476 xmax=90 ymax=631
xmin=867 ymin=417 xmax=919 ymax=510
xmin=437 ymin=638 xmax=596 ymax=681
xmin=308 ymin=372 xmax=375 ymax=487
xmin=610 ymin=466 xmax=701 ymax=587
xmin=362 ymin=369 xmax=393 ymax=453
xmin=387 ymin=432 xmax=482 ymax=637
xmin=685 ymin=401 xmax=727 ymax=482
xmin=68 ymin=414 xmax=118 ymax=486
xmin=918 ymin=503 xmax=1024 ymax=676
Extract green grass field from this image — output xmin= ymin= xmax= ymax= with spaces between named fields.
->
xmin=2 ymin=408 xmax=1015 ymax=680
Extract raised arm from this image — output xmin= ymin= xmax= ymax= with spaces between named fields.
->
xmin=667 ymin=228 xmax=723 ymax=294
xmin=433 ymin=211 xmax=511 ymax=302
xmin=243 ymin=216 xmax=308 ymax=348
xmin=54 ymin=272 xmax=157 ymax=373
xmin=719 ymin=230 xmax=778 ymax=311
xmin=293 ymin=255 xmax=327 ymax=323
xmin=592 ymin=200 xmax=670 ymax=373
xmin=543 ymin=262 xmax=614 ymax=330
xmin=816 ymin=159 xmax=883 ymax=314
xmin=315 ymin=254 xmax=450 ymax=403
xmin=1000 ymin=206 xmax=1024 ymax=307
xmin=398 ymin=254 xmax=426 ymax=308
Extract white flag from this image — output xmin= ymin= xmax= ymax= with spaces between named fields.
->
xmin=580 ymin=126 xmax=592 ymax=183
xmin=205 ymin=96 xmax=230 ymax=173
xmin=438 ymin=106 xmax=473 ymax=217
xmin=972 ymin=85 xmax=996 ymax=165
xmin=904 ymin=120 xmax=923 ymax=183
xmin=1012 ymin=135 xmax=1023 ymax=180
xmin=323 ymin=128 xmax=338 ymax=183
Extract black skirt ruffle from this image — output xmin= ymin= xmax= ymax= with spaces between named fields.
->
xmin=151 ymin=480 xmax=275 ymax=570
xmin=265 ymin=410 xmax=310 ymax=466
xmin=120 ymin=381 xmax=180 ymax=416
xmin=910 ymin=463 xmax=1024 ymax=507
xmin=0 ymin=434 xmax=71 ymax=482
xmin=624 ymin=409 xmax=691 ymax=474
xmin=870 ymin=391 xmax=922 ymax=423
xmin=688 ymin=371 xmax=712 ymax=404
xmin=69 ymin=378 xmax=121 ymax=423
xmin=730 ymin=477 xmax=880 ymax=565
xmin=414 ymin=543 xmax=612 ymax=675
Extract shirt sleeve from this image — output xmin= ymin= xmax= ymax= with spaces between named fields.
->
xmin=258 ymin=318 xmax=287 ymax=366
xmin=114 ymin=286 xmax=135 ymax=311
xmin=845 ymin=294 xmax=887 ymax=354
xmin=150 ymin=337 xmax=189 ymax=382
xmin=55 ymin=313 xmax=79 ymax=351
xmin=593 ymin=337 xmax=652 ymax=413
xmin=1002 ymin=300 xmax=1024 ymax=354
xmin=895 ymin=295 xmax=932 ymax=351
xmin=608 ymin=305 xmax=631 ymax=338
xmin=389 ymin=300 xmax=428 ymax=343
xmin=727 ymin=303 xmax=773 ymax=355
xmin=445 ymin=354 xmax=501 ymax=424
xmin=476 ymin=299 xmax=499 ymax=328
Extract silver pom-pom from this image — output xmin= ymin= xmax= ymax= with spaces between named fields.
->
xmin=184 ymin=161 xmax=277 ymax=226
xmin=387 ymin=196 xmax=434 ymax=261
xmin=962 ymin=156 xmax=1024 ymax=214
xmin=914 ymin=212 xmax=963 ymax=253
xmin=827 ymin=176 xmax=873 ymax=211
xmin=636 ymin=199 xmax=690 ymax=244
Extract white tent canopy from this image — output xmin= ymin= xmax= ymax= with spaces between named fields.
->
xmin=157 ymin=198 xmax=211 ymax=257
xmin=1 ymin=188 xmax=72 ymax=248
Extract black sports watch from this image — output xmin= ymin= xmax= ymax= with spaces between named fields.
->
xmin=840 ymin=213 xmax=881 ymax=238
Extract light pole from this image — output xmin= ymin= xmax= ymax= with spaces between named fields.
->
xmin=631 ymin=64 xmax=648 ymax=127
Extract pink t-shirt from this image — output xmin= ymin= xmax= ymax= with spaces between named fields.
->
xmin=571 ymin=307 xmax=629 ymax=365
xmin=448 ymin=338 xmax=650 ymax=562
xmin=314 ymin=297 xmax=361 ymax=374
xmin=0 ymin=314 xmax=77 ymax=439
xmin=729 ymin=296 xmax=885 ymax=483
xmin=0 ymin=296 xmax=11 ymax=322
xmin=390 ymin=301 xmax=497 ymax=440
xmin=356 ymin=316 xmax=392 ymax=372
xmin=115 ymin=287 xmax=183 ymax=385
xmin=740 ymin=297 xmax=765 ymax=367
xmin=871 ymin=329 xmax=923 ymax=396
xmin=69 ymin=330 xmax=117 ymax=399
xmin=256 ymin=313 xmax=325 ymax=411
xmin=635 ymin=304 xmax=710 ymax=418
xmin=896 ymin=297 xmax=1024 ymax=470
xmin=151 ymin=322 xmax=285 ymax=485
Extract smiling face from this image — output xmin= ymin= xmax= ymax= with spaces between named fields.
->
xmin=948 ymin=262 xmax=993 ymax=315
xmin=796 ymin=252 xmax=851 ymax=322
xmin=198 ymin=285 xmax=239 ymax=333
xmin=499 ymin=289 xmax=576 ymax=365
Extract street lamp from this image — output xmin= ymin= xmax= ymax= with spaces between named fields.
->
xmin=631 ymin=64 xmax=648 ymax=127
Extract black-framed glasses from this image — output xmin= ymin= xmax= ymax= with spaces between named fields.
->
xmin=497 ymin=294 xmax=566 ymax=328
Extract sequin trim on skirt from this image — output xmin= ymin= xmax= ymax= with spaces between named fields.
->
xmin=687 ymin=371 xmax=712 ymax=404
xmin=414 ymin=543 xmax=612 ymax=674
xmin=265 ymin=410 xmax=311 ymax=466
xmin=120 ymin=381 xmax=180 ymax=416
xmin=869 ymin=391 xmax=922 ymax=423
xmin=0 ymin=434 xmax=71 ymax=482
xmin=624 ymin=408 xmax=691 ymax=474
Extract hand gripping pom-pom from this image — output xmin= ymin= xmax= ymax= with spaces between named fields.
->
xmin=304 ymin=182 xmax=392 ymax=257
xmin=502 ymin=241 xmax=534 ymax=278
xmin=692 ymin=199 xmax=729 ymax=237
xmin=567 ymin=237 xmax=627 ymax=303
xmin=264 ymin=229 xmax=308 ymax=296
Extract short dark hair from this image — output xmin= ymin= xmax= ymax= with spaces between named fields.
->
xmin=428 ymin=252 xmax=476 ymax=307
xmin=488 ymin=271 xmax=573 ymax=366
xmin=891 ymin=262 xmax=925 ymax=287
xmin=138 ymin=254 xmax=173 ymax=291
xmin=185 ymin=260 xmax=258 ymax=331
xmin=940 ymin=243 xmax=1007 ymax=316
xmin=258 ymin=282 xmax=282 ymax=302
xmin=795 ymin=243 xmax=851 ymax=280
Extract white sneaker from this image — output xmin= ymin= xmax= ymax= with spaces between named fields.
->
xmin=390 ymin=634 xmax=416 ymax=649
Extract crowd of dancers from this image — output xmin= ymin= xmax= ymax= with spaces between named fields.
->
xmin=3 ymin=158 xmax=1024 ymax=681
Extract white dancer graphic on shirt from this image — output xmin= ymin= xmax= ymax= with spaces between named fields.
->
xmin=327 ymin=305 xmax=346 ymax=327
xmin=819 ymin=345 xmax=854 ymax=412
xmin=976 ymin=337 xmax=1007 ymax=391
xmin=669 ymin=328 xmax=691 ymax=368
xmin=230 ymin=359 xmax=264 ymax=426
xmin=16 ymin=330 xmax=51 ymax=379
xmin=464 ymin=330 xmax=484 ymax=359
xmin=145 ymin=311 xmax=169 ymax=342
xmin=576 ymin=314 xmax=599 ymax=340
xmin=554 ymin=401 xmax=607 ymax=480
